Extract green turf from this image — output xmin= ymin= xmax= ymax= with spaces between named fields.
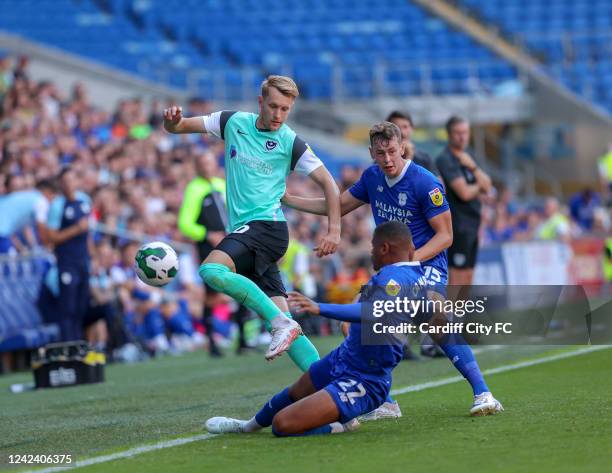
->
xmin=1 ymin=342 xmax=610 ymax=472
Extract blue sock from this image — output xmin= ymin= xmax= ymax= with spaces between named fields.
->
xmin=385 ymin=393 xmax=395 ymax=403
xmin=440 ymin=334 xmax=489 ymax=396
xmin=255 ymin=387 xmax=293 ymax=427
xmin=272 ymin=424 xmax=332 ymax=437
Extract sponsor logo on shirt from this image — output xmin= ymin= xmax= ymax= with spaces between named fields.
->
xmin=374 ymin=200 xmax=413 ymax=223
xmin=429 ymin=187 xmax=444 ymax=207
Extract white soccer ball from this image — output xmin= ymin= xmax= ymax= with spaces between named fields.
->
xmin=134 ymin=241 xmax=179 ymax=287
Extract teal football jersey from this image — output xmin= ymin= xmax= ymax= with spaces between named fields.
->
xmin=203 ymin=111 xmax=322 ymax=230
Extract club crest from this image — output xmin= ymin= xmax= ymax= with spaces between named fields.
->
xmin=265 ymin=140 xmax=278 ymax=151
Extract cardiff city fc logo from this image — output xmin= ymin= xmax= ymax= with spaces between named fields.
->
xmin=265 ymin=140 xmax=278 ymax=151
xmin=398 ymin=192 xmax=407 ymax=206
xmin=429 ymin=187 xmax=444 ymax=207
xmin=230 ymin=144 xmax=237 ymax=159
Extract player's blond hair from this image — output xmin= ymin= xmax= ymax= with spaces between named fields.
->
xmin=369 ymin=121 xmax=402 ymax=147
xmin=261 ymin=75 xmax=299 ymax=99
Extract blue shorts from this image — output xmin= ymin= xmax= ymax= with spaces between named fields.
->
xmin=308 ymin=347 xmax=390 ymax=424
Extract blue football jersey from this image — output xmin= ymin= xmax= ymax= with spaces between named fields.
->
xmin=336 ymin=262 xmax=426 ymax=377
xmin=349 ymin=161 xmax=449 ymax=275
xmin=47 ymin=191 xmax=91 ymax=264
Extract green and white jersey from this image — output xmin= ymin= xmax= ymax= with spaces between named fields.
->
xmin=202 ymin=111 xmax=323 ymax=231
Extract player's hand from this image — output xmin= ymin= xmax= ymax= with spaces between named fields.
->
xmin=314 ymin=231 xmax=340 ymax=257
xmin=288 ymin=291 xmax=320 ymax=315
xmin=163 ymin=106 xmax=183 ymax=130
xmin=206 ymin=231 xmax=225 ymax=248
xmin=280 ymin=192 xmax=294 ymax=207
xmin=341 ymin=322 xmax=350 ymax=338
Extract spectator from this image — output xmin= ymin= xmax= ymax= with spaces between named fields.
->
xmin=0 ymin=179 xmax=57 ymax=254
xmin=436 ymin=116 xmax=493 ymax=286
xmin=537 ymin=197 xmax=571 ymax=243
xmin=598 ymin=143 xmax=612 ymax=205
xmin=386 ymin=110 xmax=437 ymax=174
xmin=569 ymin=188 xmax=601 ymax=233
xmin=46 ymin=166 xmax=92 ymax=341
xmin=604 ymin=238 xmax=612 ymax=284
xmin=178 ymin=150 xmax=251 ymax=356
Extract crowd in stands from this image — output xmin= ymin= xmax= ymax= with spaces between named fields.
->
xmin=0 ymin=55 xmax=609 ymax=359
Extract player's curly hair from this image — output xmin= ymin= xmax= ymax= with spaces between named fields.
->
xmin=369 ymin=121 xmax=402 ymax=147
xmin=261 ymin=75 xmax=299 ymax=99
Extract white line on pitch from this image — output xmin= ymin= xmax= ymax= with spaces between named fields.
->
xmin=391 ymin=345 xmax=609 ymax=396
xmin=24 ymin=345 xmax=610 ymax=473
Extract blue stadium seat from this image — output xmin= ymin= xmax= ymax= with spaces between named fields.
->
xmin=1 ymin=0 xmax=518 ymax=100
xmin=0 ymin=256 xmax=60 ymax=352
xmin=457 ymin=0 xmax=612 ymax=113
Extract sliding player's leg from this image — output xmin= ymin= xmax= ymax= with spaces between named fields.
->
xmin=272 ymin=389 xmax=344 ymax=436
xmin=205 ymin=356 xmax=324 ymax=434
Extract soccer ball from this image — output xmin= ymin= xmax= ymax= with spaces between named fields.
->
xmin=134 ymin=242 xmax=179 ymax=287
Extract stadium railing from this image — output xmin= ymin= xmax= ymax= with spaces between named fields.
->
xmin=0 ymin=251 xmax=60 ymax=354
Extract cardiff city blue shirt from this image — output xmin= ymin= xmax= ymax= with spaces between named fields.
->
xmin=349 ymin=161 xmax=449 ymax=275
xmin=47 ymin=191 xmax=91 ymax=264
xmin=335 ymin=261 xmax=426 ymax=377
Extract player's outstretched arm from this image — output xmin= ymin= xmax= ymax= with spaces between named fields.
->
xmin=307 ymin=166 xmax=341 ymax=257
xmin=281 ymin=194 xmax=327 ymax=215
xmin=282 ymin=190 xmax=365 ymax=217
xmin=288 ymin=291 xmax=362 ymax=323
xmin=163 ymin=106 xmax=206 ymax=134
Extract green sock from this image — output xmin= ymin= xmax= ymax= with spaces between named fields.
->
xmin=275 ymin=313 xmax=320 ymax=372
xmin=199 ymin=263 xmax=282 ymax=323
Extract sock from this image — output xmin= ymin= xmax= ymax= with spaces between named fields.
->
xmin=199 ymin=263 xmax=283 ymax=324
xmin=440 ymin=334 xmax=489 ymax=396
xmin=283 ymin=312 xmax=320 ymax=372
xmin=254 ymin=387 xmax=294 ymax=428
xmin=385 ymin=393 xmax=395 ymax=404
xmin=272 ymin=423 xmax=333 ymax=437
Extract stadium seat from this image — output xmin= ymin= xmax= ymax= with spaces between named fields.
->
xmin=0 ymin=0 xmax=518 ymax=100
xmin=457 ymin=0 xmax=612 ymax=114
xmin=0 ymin=256 xmax=60 ymax=353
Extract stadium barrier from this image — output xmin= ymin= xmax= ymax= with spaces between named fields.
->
xmin=0 ymin=252 xmax=60 ymax=353
xmin=474 ymin=238 xmax=607 ymax=288
xmin=0 ymin=238 xmax=605 ymax=362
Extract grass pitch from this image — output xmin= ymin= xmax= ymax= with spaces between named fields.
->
xmin=0 ymin=339 xmax=610 ymax=473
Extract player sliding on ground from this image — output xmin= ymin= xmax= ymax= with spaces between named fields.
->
xmin=283 ymin=121 xmax=503 ymax=416
xmin=163 ymin=75 xmax=341 ymax=368
xmin=206 ymin=221 xmax=427 ymax=436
